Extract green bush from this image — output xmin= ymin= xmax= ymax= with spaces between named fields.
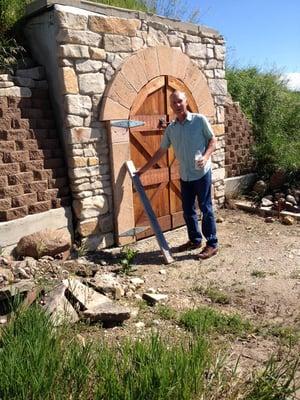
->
xmin=226 ymin=67 xmax=300 ymax=177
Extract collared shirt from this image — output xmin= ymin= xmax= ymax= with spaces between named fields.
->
xmin=160 ymin=112 xmax=214 ymax=181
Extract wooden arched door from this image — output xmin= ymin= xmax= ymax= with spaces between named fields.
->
xmin=129 ymin=75 xmax=198 ymax=239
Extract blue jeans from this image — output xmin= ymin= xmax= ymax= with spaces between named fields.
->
xmin=180 ymin=170 xmax=218 ymax=248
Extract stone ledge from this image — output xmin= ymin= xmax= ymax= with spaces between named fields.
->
xmin=0 ymin=206 xmax=73 ymax=249
xmin=234 ymin=200 xmax=300 ymax=221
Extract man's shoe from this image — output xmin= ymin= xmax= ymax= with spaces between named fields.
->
xmin=175 ymin=241 xmax=202 ymax=252
xmin=198 ymin=246 xmax=218 ymax=260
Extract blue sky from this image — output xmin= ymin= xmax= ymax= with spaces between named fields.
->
xmin=185 ymin=0 xmax=300 ymax=89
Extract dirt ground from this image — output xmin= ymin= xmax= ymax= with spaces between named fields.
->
xmin=87 ymin=208 xmax=300 ymax=384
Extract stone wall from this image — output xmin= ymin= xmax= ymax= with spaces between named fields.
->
xmin=224 ymin=101 xmax=255 ymax=178
xmin=0 ymin=70 xmax=70 ymax=224
xmin=24 ymin=0 xmax=227 ymax=249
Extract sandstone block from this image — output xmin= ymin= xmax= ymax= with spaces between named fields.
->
xmin=16 ymin=228 xmax=72 ymax=259
xmin=78 ymin=73 xmax=105 ymax=95
xmin=56 ymin=10 xmax=88 ymax=30
xmin=73 ymin=195 xmax=109 ymax=219
xmin=64 ymin=94 xmax=92 ymax=117
xmin=103 ymin=34 xmax=131 ymax=52
xmin=75 ymin=59 xmax=102 ymax=73
xmin=209 ymin=78 xmax=227 ymax=95
xmin=89 ymin=15 xmax=140 ymax=36
xmin=65 ymin=114 xmax=84 ymax=127
xmin=59 ymin=45 xmax=89 ymax=59
xmin=77 ymin=218 xmax=99 ymax=236
xmin=0 ymin=87 xmax=32 ymax=97
xmin=56 ymin=29 xmax=101 ymax=47
xmin=89 ymin=47 xmax=106 ymax=60
xmin=0 ymin=81 xmax=14 ymax=88
xmin=68 ymin=127 xmax=102 ymax=144
xmin=61 ymin=67 xmax=78 ymax=94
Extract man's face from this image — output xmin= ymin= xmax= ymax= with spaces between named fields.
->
xmin=170 ymin=92 xmax=188 ymax=117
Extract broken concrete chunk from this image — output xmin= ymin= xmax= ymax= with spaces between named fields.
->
xmin=83 ymin=302 xmax=131 ymax=323
xmin=43 ymin=283 xmax=79 ymax=326
xmin=63 ymin=277 xmax=111 ymax=310
xmin=0 ymin=280 xmax=35 ymax=300
xmin=142 ymin=293 xmax=168 ymax=305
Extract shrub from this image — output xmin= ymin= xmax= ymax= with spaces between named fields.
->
xmin=226 ymin=67 xmax=300 ymax=177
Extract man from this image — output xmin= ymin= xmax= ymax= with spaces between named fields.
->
xmin=137 ymin=90 xmax=218 ymax=260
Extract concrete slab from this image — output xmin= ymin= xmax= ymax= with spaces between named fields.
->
xmin=224 ymin=173 xmax=257 ymax=197
xmin=0 ymin=207 xmax=73 ymax=251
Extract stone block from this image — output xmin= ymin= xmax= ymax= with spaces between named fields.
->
xmin=89 ymin=47 xmax=106 ymax=60
xmin=100 ymin=97 xmax=129 ymax=121
xmin=28 ymin=201 xmax=51 ymax=214
xmin=186 ymin=42 xmax=207 ymax=58
xmin=68 ymin=127 xmax=103 ymax=144
xmin=208 ymin=78 xmax=227 ymax=95
xmin=75 ymin=59 xmax=102 ymax=73
xmin=65 ymin=115 xmax=84 ymax=127
xmin=77 ymin=218 xmax=99 ymax=236
xmin=64 ymin=94 xmax=92 ymax=117
xmin=16 ymin=66 xmax=45 ymax=80
xmin=83 ymin=302 xmax=131 ymax=324
xmin=55 ymin=10 xmax=88 ymax=30
xmin=56 ymin=29 xmax=101 ymax=46
xmin=89 ymin=15 xmax=140 ymax=36
xmin=103 ymin=34 xmax=131 ymax=52
xmin=63 ymin=277 xmax=111 ymax=310
xmin=73 ymin=195 xmax=109 ymax=219
xmin=59 ymin=45 xmax=89 ymax=59
xmin=78 ymin=72 xmax=105 ymax=95
xmin=0 ymin=87 xmax=32 ymax=97
xmin=61 ymin=67 xmax=78 ymax=94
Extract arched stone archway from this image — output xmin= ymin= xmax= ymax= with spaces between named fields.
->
xmin=101 ymin=46 xmax=215 ymax=121
xmin=100 ymin=46 xmax=216 ymax=245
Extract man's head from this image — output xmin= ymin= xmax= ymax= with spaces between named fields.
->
xmin=170 ymin=90 xmax=188 ymax=120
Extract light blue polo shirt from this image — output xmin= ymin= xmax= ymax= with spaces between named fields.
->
xmin=160 ymin=112 xmax=214 ymax=182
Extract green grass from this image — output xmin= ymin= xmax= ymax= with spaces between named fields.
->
xmin=251 ymin=270 xmax=267 ymax=278
xmin=179 ymin=306 xmax=252 ymax=336
xmin=155 ymin=304 xmax=177 ymax=320
xmin=194 ymin=285 xmax=231 ymax=304
xmin=0 ymin=305 xmax=299 ymax=399
xmin=267 ymin=325 xmax=300 ymax=346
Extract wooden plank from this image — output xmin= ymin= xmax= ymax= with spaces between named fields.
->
xmin=130 ymin=76 xmax=165 ymax=115
xmin=126 ymin=160 xmax=174 ymax=264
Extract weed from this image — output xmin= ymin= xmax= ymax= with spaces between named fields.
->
xmin=268 ymin=325 xmax=300 ymax=346
xmin=75 ymin=240 xmax=89 ymax=258
xmin=119 ymin=246 xmax=138 ymax=275
xmin=156 ymin=304 xmax=177 ymax=320
xmin=180 ymin=306 xmax=252 ymax=336
xmin=194 ymin=285 xmax=231 ymax=304
xmin=290 ymin=269 xmax=300 ymax=279
xmin=251 ymin=270 xmax=267 ymax=278
xmin=245 ymin=354 xmax=299 ymax=400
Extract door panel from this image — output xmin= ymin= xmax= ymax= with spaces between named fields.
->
xmin=129 ymin=75 xmax=198 ymax=239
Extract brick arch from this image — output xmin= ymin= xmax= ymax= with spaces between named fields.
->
xmin=100 ymin=46 xmax=214 ymax=121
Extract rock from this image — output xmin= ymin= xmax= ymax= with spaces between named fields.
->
xmin=264 ymin=217 xmax=275 ymax=223
xmin=0 ymin=266 xmax=14 ymax=283
xmin=253 ymin=180 xmax=267 ymax=195
xmin=63 ymin=277 xmax=111 ymax=310
xmin=0 ymin=315 xmax=8 ymax=324
xmin=16 ymin=229 xmax=72 ymax=259
xmin=159 ymin=269 xmax=167 ymax=275
xmin=0 ymin=280 xmax=35 ymax=300
xmin=135 ymin=321 xmax=145 ymax=329
xmin=43 ymin=283 xmax=79 ymax=326
xmin=83 ymin=302 xmax=131 ymax=324
xmin=286 ymin=195 xmax=297 ymax=205
xmin=88 ymin=272 xmax=121 ymax=296
xmin=216 ymin=216 xmax=224 ymax=223
xmin=281 ymin=216 xmax=295 ymax=225
xmin=261 ymin=197 xmax=273 ymax=207
xmin=129 ymin=277 xmax=144 ymax=287
xmin=142 ymin=293 xmax=168 ymax=305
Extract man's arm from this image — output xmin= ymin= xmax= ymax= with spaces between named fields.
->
xmin=136 ymin=147 xmax=168 ymax=176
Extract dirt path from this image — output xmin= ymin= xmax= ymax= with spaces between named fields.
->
xmin=94 ymin=209 xmax=300 ymax=383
